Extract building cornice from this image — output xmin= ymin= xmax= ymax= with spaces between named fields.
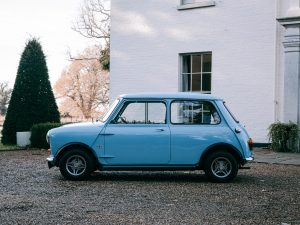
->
xmin=277 ymin=16 xmax=300 ymax=26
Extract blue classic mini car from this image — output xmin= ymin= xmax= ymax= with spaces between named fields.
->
xmin=47 ymin=92 xmax=253 ymax=182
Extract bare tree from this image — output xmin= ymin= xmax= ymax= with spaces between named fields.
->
xmin=66 ymin=0 xmax=110 ymax=118
xmin=72 ymin=0 xmax=110 ymax=70
xmin=73 ymin=0 xmax=110 ymax=44
xmin=0 ymin=82 xmax=12 ymax=116
xmin=54 ymin=46 xmax=109 ymax=119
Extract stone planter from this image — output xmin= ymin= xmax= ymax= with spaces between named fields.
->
xmin=16 ymin=131 xmax=31 ymax=147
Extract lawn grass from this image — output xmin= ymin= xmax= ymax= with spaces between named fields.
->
xmin=0 ymin=142 xmax=22 ymax=151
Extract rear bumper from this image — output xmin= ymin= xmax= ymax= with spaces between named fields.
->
xmin=241 ymin=156 xmax=254 ymax=165
xmin=246 ymin=156 xmax=254 ymax=162
xmin=47 ymin=156 xmax=56 ymax=169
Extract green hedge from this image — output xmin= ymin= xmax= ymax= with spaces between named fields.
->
xmin=30 ymin=123 xmax=61 ymax=149
xmin=268 ymin=122 xmax=299 ymax=152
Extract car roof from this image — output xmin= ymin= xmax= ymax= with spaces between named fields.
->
xmin=119 ymin=92 xmax=222 ymax=100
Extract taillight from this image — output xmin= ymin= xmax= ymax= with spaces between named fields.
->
xmin=47 ymin=149 xmax=51 ymax=154
xmin=248 ymin=138 xmax=253 ymax=150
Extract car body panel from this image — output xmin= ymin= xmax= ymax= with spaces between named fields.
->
xmin=47 ymin=122 xmax=105 ymax=159
xmin=169 ymin=124 xmax=241 ymax=165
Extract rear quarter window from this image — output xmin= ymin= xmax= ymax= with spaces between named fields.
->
xmin=171 ymin=100 xmax=220 ymax=125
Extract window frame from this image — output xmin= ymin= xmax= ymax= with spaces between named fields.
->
xmin=170 ymin=100 xmax=221 ymax=125
xmin=101 ymin=98 xmax=120 ymax=123
xmin=180 ymin=52 xmax=212 ymax=94
xmin=111 ymin=100 xmax=167 ymax=125
xmin=177 ymin=0 xmax=215 ymax=10
xmin=223 ymin=101 xmax=239 ymax=123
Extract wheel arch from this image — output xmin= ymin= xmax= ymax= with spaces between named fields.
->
xmin=198 ymin=143 xmax=243 ymax=169
xmin=55 ymin=142 xmax=99 ymax=168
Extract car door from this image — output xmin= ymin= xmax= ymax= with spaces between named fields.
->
xmin=103 ymin=101 xmax=171 ymax=165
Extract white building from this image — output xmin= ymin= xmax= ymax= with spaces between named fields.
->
xmin=110 ymin=0 xmax=300 ymax=143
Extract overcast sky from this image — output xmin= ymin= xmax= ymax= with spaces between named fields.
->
xmin=0 ymin=0 xmax=99 ymax=87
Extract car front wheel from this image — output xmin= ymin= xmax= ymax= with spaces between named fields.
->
xmin=59 ymin=149 xmax=94 ymax=181
xmin=204 ymin=151 xmax=238 ymax=183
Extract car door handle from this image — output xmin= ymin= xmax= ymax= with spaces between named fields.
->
xmin=155 ymin=128 xmax=165 ymax=132
xmin=100 ymin=133 xmax=115 ymax=136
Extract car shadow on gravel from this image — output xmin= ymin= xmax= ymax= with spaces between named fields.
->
xmin=84 ymin=171 xmax=254 ymax=183
xmin=52 ymin=169 xmax=256 ymax=184
xmin=88 ymin=171 xmax=210 ymax=183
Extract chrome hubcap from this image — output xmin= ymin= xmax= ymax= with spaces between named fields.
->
xmin=66 ymin=155 xmax=86 ymax=176
xmin=211 ymin=157 xmax=232 ymax=178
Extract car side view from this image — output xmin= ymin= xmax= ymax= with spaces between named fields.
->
xmin=47 ymin=92 xmax=253 ymax=182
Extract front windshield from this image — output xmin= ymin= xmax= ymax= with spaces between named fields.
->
xmin=99 ymin=99 xmax=120 ymax=122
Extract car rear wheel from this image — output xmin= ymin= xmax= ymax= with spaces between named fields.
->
xmin=59 ymin=149 xmax=95 ymax=181
xmin=204 ymin=151 xmax=238 ymax=183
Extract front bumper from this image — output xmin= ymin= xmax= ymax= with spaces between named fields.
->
xmin=47 ymin=156 xmax=56 ymax=169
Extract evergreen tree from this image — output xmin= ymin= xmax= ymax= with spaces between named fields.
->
xmin=1 ymin=39 xmax=60 ymax=144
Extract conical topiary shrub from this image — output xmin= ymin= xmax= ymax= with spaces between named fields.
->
xmin=1 ymin=38 xmax=60 ymax=144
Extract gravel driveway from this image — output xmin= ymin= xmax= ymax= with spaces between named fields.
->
xmin=0 ymin=150 xmax=299 ymax=225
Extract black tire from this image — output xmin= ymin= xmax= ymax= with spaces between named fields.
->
xmin=204 ymin=151 xmax=238 ymax=183
xmin=59 ymin=149 xmax=95 ymax=181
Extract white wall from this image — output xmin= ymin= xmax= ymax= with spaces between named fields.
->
xmin=110 ymin=0 xmax=277 ymax=142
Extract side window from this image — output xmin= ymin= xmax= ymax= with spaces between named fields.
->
xmin=171 ymin=101 xmax=220 ymax=125
xmin=117 ymin=102 xmax=145 ymax=124
xmin=148 ymin=102 xmax=166 ymax=124
xmin=113 ymin=102 xmax=166 ymax=124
